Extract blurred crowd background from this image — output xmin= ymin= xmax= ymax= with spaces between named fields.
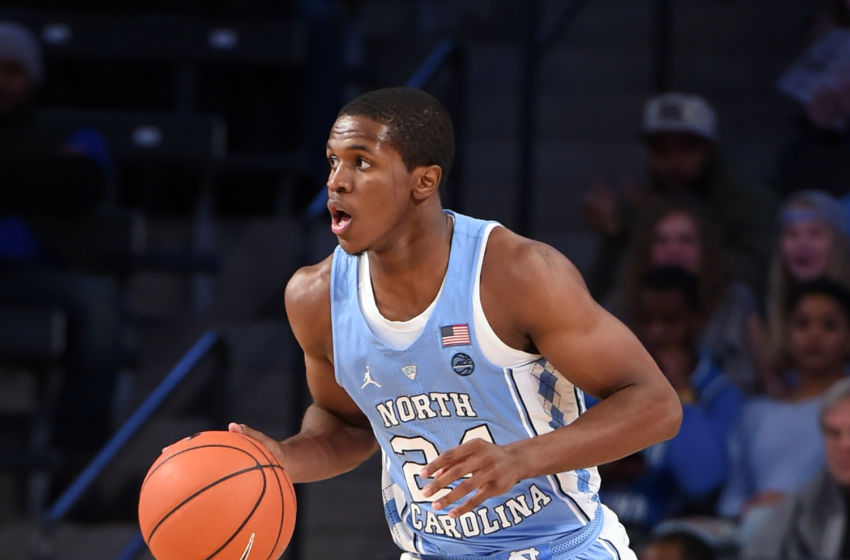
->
xmin=1 ymin=1 xmax=849 ymax=559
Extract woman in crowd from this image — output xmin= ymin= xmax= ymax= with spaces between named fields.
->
xmin=718 ymin=278 xmax=850 ymax=540
xmin=612 ymin=197 xmax=770 ymax=394
xmin=765 ymin=190 xmax=850 ymax=389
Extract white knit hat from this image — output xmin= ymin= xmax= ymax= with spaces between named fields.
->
xmin=0 ymin=22 xmax=44 ymax=86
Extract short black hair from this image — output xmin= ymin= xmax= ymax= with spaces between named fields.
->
xmin=337 ymin=87 xmax=455 ymax=187
xmin=639 ymin=266 xmax=702 ymax=311
xmin=786 ymin=277 xmax=850 ymax=321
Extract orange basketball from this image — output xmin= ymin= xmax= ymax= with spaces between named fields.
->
xmin=138 ymin=430 xmax=296 ymax=560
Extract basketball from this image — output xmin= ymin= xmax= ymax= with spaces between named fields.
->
xmin=138 ymin=430 xmax=296 ymax=560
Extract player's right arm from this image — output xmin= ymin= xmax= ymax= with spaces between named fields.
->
xmin=230 ymin=255 xmax=379 ymax=483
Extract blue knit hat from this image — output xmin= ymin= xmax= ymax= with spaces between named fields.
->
xmin=779 ymin=190 xmax=849 ymax=236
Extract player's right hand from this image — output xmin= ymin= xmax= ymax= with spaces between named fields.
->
xmin=229 ymin=422 xmax=287 ymax=468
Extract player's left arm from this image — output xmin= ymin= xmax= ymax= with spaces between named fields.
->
xmin=422 ymin=229 xmax=682 ymax=517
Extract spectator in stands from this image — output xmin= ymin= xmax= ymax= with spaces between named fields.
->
xmin=0 ymin=22 xmax=122 ymax=498
xmin=583 ymin=92 xmax=777 ymax=301
xmin=718 ymin=279 xmax=850 ymax=541
xmin=611 ymin=198 xmax=772 ymax=394
xmin=639 ymin=529 xmax=717 ymax=560
xmin=741 ymin=377 xmax=850 ymax=559
xmin=766 ymin=190 xmax=850 ymax=383
xmin=600 ymin=267 xmax=744 ymax=539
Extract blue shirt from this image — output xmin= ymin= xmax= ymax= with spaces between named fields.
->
xmin=600 ymin=354 xmax=745 ymax=527
xmin=718 ymin=392 xmax=826 ymax=518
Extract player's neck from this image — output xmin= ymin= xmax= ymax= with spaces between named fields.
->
xmin=367 ymin=208 xmax=453 ymax=321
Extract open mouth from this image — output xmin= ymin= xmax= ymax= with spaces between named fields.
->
xmin=330 ymin=205 xmax=352 ymax=234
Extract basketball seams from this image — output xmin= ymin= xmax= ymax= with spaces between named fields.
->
xmin=140 ymin=432 xmax=296 ymax=560
xmin=142 ymin=443 xmax=261 ymax=490
xmin=263 ymin=466 xmax=286 ymax=560
xmin=208 ymin=460 xmax=268 ymax=560
xmin=147 ymin=462 xmax=274 ymax=545
xmin=235 ymin=435 xmax=288 ymax=560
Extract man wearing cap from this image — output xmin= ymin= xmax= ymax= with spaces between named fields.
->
xmin=584 ymin=92 xmax=778 ymax=301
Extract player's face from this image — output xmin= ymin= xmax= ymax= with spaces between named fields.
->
xmin=647 ymin=133 xmax=712 ymax=191
xmin=780 ymin=218 xmax=834 ymax=281
xmin=325 ymin=115 xmax=415 ymax=254
xmin=634 ymin=289 xmax=698 ymax=355
xmin=823 ymin=396 xmax=850 ymax=486
xmin=786 ymin=294 xmax=850 ymax=375
xmin=650 ymin=212 xmax=702 ymax=273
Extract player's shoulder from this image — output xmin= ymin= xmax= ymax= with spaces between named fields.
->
xmin=484 ymin=225 xmax=583 ymax=285
xmin=284 ymin=254 xmax=333 ymax=316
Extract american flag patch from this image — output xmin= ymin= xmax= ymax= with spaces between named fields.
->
xmin=440 ymin=324 xmax=470 ymax=347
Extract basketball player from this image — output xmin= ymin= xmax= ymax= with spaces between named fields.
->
xmin=231 ymin=87 xmax=682 ymax=559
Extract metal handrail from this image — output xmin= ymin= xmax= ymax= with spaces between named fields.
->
xmin=406 ymin=38 xmax=458 ymax=89
xmin=34 ymin=331 xmax=225 ymax=558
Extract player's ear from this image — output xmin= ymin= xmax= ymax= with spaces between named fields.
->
xmin=412 ymin=164 xmax=442 ymax=201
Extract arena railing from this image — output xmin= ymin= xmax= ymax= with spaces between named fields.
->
xmin=33 ymin=331 xmax=229 ymax=560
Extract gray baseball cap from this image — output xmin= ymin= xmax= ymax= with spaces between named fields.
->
xmin=643 ymin=92 xmax=717 ymax=141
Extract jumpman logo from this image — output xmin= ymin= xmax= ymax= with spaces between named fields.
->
xmin=361 ymin=365 xmax=381 ymax=389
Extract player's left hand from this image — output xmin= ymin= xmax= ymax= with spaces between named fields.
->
xmin=420 ymin=438 xmax=524 ymax=518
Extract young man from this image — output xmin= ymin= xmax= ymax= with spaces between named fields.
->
xmin=231 ymin=87 xmax=682 ymax=559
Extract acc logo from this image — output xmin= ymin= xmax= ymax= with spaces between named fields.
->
xmin=508 ymin=548 xmax=539 ymax=560
xmin=401 ymin=365 xmax=418 ymax=380
xmin=451 ymin=353 xmax=474 ymax=376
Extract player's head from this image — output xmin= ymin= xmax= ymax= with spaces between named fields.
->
xmin=634 ymin=266 xmax=703 ymax=356
xmin=336 ymin=87 xmax=454 ymax=188
xmin=326 ymin=87 xmax=455 ymax=254
xmin=821 ymin=377 xmax=850 ymax=486
xmin=639 ymin=530 xmax=716 ymax=560
xmin=0 ymin=22 xmax=42 ymax=120
xmin=783 ymin=277 xmax=850 ymax=375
